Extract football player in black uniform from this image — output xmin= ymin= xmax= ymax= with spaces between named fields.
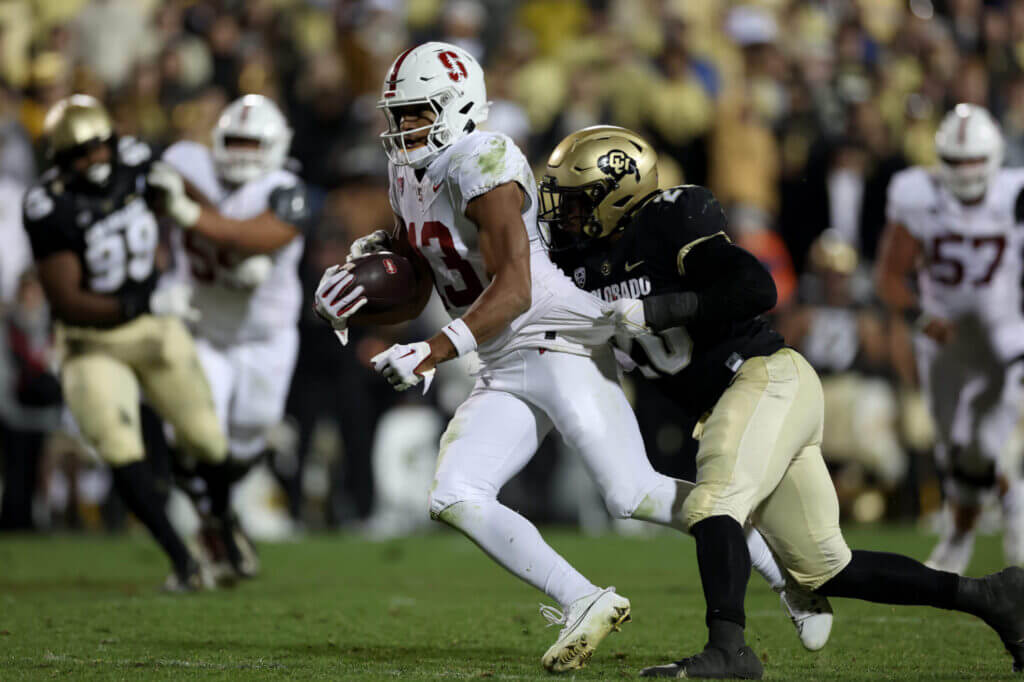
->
xmin=541 ymin=126 xmax=1024 ymax=678
xmin=22 ymin=95 xmax=228 ymax=591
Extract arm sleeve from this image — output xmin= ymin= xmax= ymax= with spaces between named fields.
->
xmin=268 ymin=181 xmax=313 ymax=232
xmin=117 ymin=136 xmax=152 ymax=171
xmin=643 ymin=236 xmax=777 ymax=331
xmin=450 ymin=133 xmax=534 ymax=216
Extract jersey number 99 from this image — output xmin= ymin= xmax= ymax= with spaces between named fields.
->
xmin=84 ymin=212 xmax=158 ymax=292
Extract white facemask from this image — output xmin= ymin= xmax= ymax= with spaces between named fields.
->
xmin=84 ymin=162 xmax=112 ymax=185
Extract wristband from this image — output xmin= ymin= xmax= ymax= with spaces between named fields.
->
xmin=441 ymin=318 xmax=478 ymax=356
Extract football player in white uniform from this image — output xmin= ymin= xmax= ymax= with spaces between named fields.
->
xmin=877 ymin=103 xmax=1024 ymax=574
xmin=313 ymin=42 xmax=830 ymax=671
xmin=147 ymin=94 xmax=308 ymax=579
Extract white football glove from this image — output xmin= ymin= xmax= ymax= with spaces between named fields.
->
xmin=150 ymin=282 xmax=200 ymax=322
xmin=147 ymin=161 xmax=200 ymax=228
xmin=346 ymin=230 xmax=392 ymax=262
xmin=228 ymin=254 xmax=273 ymax=289
xmin=370 ymin=341 xmax=435 ymax=393
xmin=313 ymin=264 xmax=367 ymax=346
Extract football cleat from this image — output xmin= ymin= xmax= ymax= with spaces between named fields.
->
xmin=539 ymin=587 xmax=631 ymax=672
xmin=161 ymin=559 xmax=215 ymax=594
xmin=222 ymin=516 xmax=261 ymax=579
xmin=779 ymin=587 xmax=833 ymax=651
xmin=639 ymin=644 xmax=763 ymax=679
xmin=962 ymin=566 xmax=1024 ymax=672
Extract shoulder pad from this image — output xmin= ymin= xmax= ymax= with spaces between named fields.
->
xmin=118 ymin=136 xmax=152 ymax=166
xmin=23 ymin=185 xmax=55 ymax=222
xmin=887 ymin=167 xmax=936 ymax=209
xmin=268 ymin=182 xmax=311 ymax=226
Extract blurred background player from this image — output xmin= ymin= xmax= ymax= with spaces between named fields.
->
xmin=876 ymin=103 xmax=1024 ymax=574
xmin=149 ymin=93 xmax=309 ymax=581
xmin=21 ymin=94 xmax=227 ymax=590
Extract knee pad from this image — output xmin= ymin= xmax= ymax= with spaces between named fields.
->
xmin=427 ymin=474 xmax=496 ymax=521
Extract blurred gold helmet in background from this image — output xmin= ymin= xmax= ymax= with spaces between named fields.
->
xmin=539 ymin=126 xmax=658 ymax=247
xmin=43 ymin=94 xmax=113 ymax=159
xmin=809 ymin=229 xmax=858 ymax=275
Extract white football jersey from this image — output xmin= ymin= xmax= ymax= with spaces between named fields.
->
xmin=388 ymin=131 xmax=613 ymax=362
xmin=887 ymin=166 xmax=1024 ymax=360
xmin=162 ymin=141 xmax=305 ymax=346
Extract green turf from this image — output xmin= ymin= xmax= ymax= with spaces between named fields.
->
xmin=0 ymin=526 xmax=1017 ymax=680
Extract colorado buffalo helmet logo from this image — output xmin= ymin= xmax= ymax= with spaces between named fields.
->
xmin=597 ymin=149 xmax=640 ymax=183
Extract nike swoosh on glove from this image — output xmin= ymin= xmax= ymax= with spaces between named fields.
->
xmin=314 ymin=264 xmax=367 ymax=346
xmin=370 ymin=341 xmax=435 ymax=394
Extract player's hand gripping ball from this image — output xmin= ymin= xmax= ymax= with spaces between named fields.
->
xmin=314 ymin=253 xmax=416 ymax=345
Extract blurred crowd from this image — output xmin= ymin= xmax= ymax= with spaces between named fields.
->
xmin=1 ymin=0 xmax=1020 ymax=535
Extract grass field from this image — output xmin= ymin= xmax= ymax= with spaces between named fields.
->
xmin=0 ymin=526 xmax=1018 ymax=680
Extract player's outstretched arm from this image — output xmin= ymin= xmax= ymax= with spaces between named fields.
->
xmin=424 ymin=181 xmax=532 ymax=365
xmin=874 ymin=221 xmax=922 ymax=312
xmin=185 ymin=208 xmax=299 ymax=255
xmin=147 ymin=161 xmax=303 ymax=254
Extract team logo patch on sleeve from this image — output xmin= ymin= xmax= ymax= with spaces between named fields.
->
xmin=598 ymin=150 xmax=640 ymax=183
xmin=573 ymin=267 xmax=586 ymax=288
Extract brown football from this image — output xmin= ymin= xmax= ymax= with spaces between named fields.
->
xmin=345 ymin=252 xmax=418 ymax=315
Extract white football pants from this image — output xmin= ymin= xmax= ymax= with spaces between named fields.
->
xmin=429 ymin=345 xmax=785 ymax=606
xmin=195 ymin=327 xmax=299 ymax=461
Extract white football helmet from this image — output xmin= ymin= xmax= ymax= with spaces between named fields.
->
xmin=212 ymin=94 xmax=293 ymax=185
xmin=377 ymin=41 xmax=490 ymax=169
xmin=935 ymin=103 xmax=1004 ymax=202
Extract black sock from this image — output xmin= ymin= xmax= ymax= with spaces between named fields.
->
xmin=112 ymin=461 xmax=192 ymax=577
xmin=196 ymin=458 xmax=257 ymax=519
xmin=691 ymin=515 xmax=751 ymax=634
xmin=816 ymin=550 xmax=960 ymax=609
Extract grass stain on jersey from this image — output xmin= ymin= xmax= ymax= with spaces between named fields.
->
xmin=477 ymin=138 xmax=507 ymax=176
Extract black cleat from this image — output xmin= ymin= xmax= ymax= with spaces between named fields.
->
xmin=966 ymin=566 xmax=1024 ymax=672
xmin=161 ymin=559 xmax=213 ymax=594
xmin=220 ymin=514 xmax=260 ymax=579
xmin=639 ymin=645 xmax=763 ymax=679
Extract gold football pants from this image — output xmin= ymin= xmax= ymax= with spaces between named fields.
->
xmin=682 ymin=348 xmax=852 ymax=590
xmin=59 ymin=315 xmax=226 ymax=466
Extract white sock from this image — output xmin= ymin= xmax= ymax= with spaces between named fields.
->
xmin=437 ymin=499 xmax=598 ymax=607
xmin=746 ymin=525 xmax=786 ymax=591
xmin=628 ymin=476 xmax=692 ymax=531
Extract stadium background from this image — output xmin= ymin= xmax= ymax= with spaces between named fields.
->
xmin=0 ymin=0 xmax=1011 ymax=537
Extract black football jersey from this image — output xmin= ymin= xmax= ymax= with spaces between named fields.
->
xmin=22 ymin=137 xmax=159 ymax=320
xmin=552 ymin=184 xmax=784 ymax=414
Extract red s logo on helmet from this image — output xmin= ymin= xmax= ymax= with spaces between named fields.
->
xmin=438 ymin=51 xmax=468 ymax=83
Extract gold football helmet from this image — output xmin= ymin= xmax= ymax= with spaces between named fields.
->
xmin=43 ymin=94 xmax=113 ymax=161
xmin=539 ymin=126 xmax=658 ymax=247
xmin=809 ymin=229 xmax=858 ymax=275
